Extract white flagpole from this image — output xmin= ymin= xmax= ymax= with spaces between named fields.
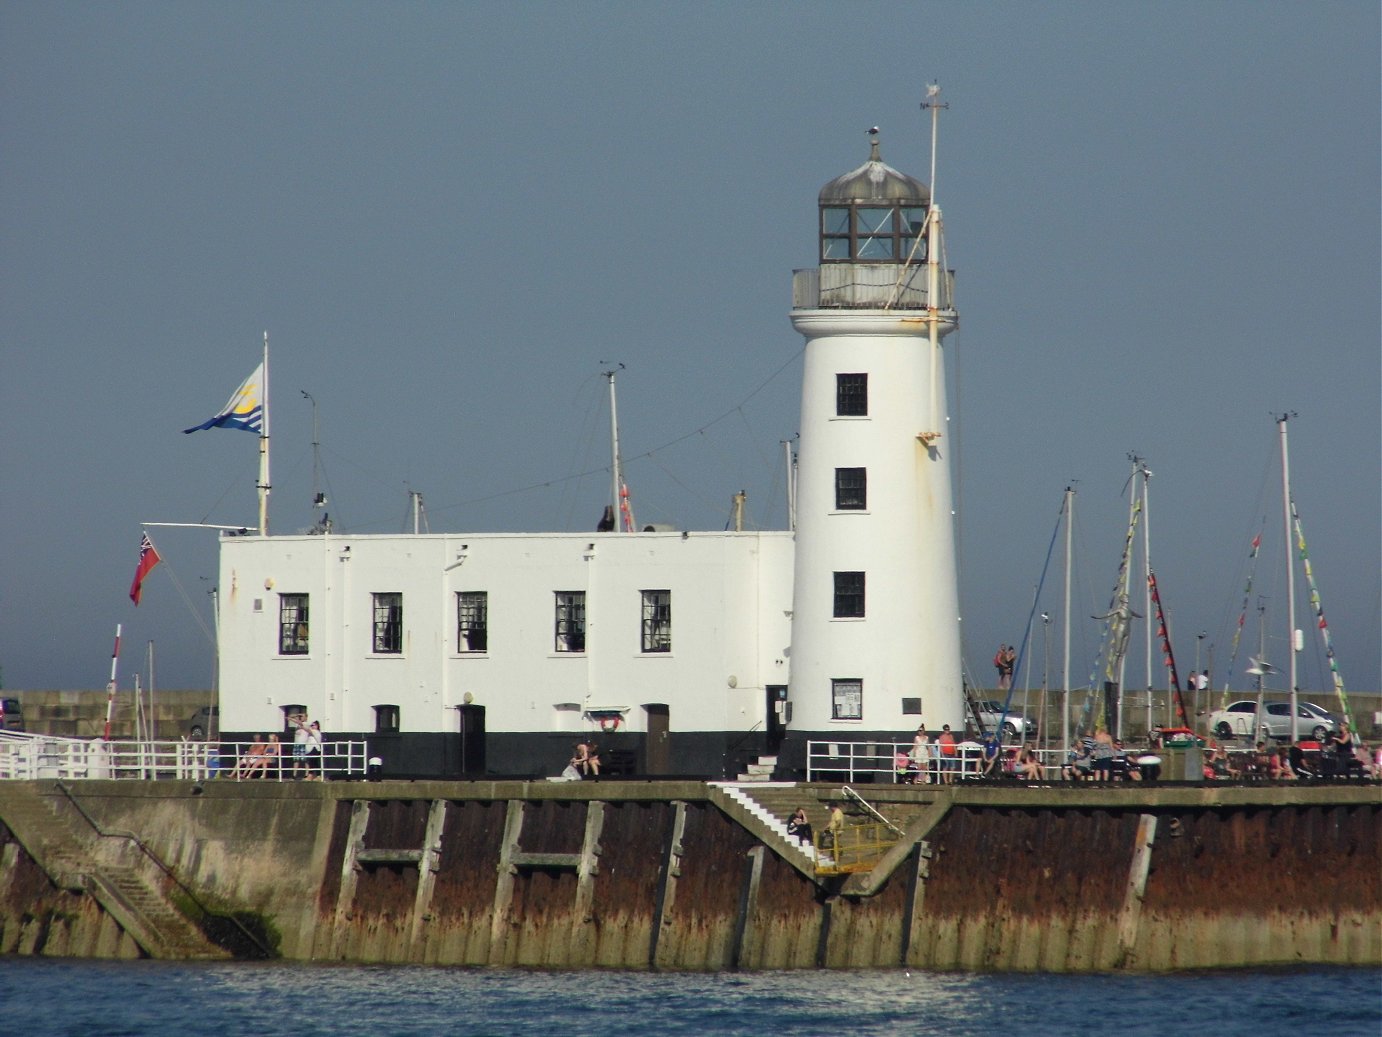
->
xmin=259 ymin=331 xmax=271 ymax=536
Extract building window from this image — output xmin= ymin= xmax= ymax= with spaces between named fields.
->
xmin=555 ymin=591 xmax=586 ymax=653
xmin=835 ymin=467 xmax=867 ymax=510
xmin=278 ymin=594 xmax=309 ymax=655
xmin=836 ymin=373 xmax=867 ymax=416
xmin=457 ymin=591 xmax=488 ymax=653
xmin=832 ymin=679 xmax=862 ymax=720
xmin=374 ymin=704 xmax=399 ymax=734
xmin=640 ymin=590 xmax=671 ymax=653
xmin=833 ymin=571 xmax=865 ymax=618
xmin=372 ymin=592 xmax=402 ymax=654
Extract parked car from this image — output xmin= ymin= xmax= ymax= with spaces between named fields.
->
xmin=181 ymin=705 xmax=219 ymax=741
xmin=0 ymin=697 xmax=24 ymax=732
xmin=1208 ymin=699 xmax=1338 ymax=742
xmin=969 ymin=699 xmax=1037 ymax=741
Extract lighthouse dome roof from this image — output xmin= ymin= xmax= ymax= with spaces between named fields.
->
xmin=819 ymin=135 xmax=930 ymax=205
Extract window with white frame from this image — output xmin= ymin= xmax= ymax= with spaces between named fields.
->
xmin=456 ymin=591 xmax=488 ymax=653
xmin=554 ymin=591 xmax=586 ymax=653
xmin=640 ymin=589 xmax=671 ymax=653
xmin=278 ymin=594 xmax=309 ymax=655
xmin=832 ymin=679 xmax=862 ymax=720
xmin=372 ymin=592 xmax=403 ymax=654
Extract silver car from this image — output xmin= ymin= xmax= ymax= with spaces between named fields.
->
xmin=1208 ymin=699 xmax=1338 ymax=742
xmin=970 ymin=699 xmax=1037 ymax=741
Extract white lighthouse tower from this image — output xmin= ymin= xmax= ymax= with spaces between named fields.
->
xmin=785 ymin=117 xmax=963 ymax=756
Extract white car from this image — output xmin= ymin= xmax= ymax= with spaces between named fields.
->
xmin=1208 ymin=699 xmax=1338 ymax=742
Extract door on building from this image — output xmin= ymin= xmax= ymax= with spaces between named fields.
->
xmin=644 ymin=703 xmax=670 ymax=774
xmin=766 ymin=685 xmax=788 ymax=754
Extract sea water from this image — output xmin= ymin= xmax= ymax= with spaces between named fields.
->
xmin=1 ymin=960 xmax=1379 ymax=1037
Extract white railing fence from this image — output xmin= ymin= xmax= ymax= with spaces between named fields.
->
xmin=0 ymin=732 xmax=367 ymax=782
xmin=805 ymin=739 xmax=1065 ymax=783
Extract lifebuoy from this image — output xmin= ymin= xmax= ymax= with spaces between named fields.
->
xmin=599 ymin=715 xmax=621 ymax=732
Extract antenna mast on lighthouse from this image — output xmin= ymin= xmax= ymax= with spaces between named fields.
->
xmin=602 ymin=363 xmax=635 ymax=532
xmin=919 ymin=82 xmax=950 ymax=444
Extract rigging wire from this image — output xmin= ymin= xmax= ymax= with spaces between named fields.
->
xmin=365 ymin=346 xmax=806 ymax=529
xmin=143 ymin=536 xmax=217 ymax=650
xmin=988 ymin=491 xmax=1068 ymax=745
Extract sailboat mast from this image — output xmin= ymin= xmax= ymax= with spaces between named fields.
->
xmin=1138 ymin=462 xmax=1154 ymax=731
xmin=1278 ymin=414 xmax=1298 ymax=741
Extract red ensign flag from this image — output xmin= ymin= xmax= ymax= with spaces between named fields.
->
xmin=129 ymin=532 xmax=162 ymax=605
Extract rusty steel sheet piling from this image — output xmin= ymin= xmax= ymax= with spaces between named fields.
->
xmin=0 ymin=779 xmax=1378 ymax=971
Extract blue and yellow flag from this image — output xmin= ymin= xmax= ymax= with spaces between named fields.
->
xmin=183 ymin=362 xmax=264 ymax=434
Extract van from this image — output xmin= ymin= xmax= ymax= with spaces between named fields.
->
xmin=1 ymin=697 xmax=25 ymax=732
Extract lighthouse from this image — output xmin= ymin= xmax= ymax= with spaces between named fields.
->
xmin=784 ymin=122 xmax=963 ymax=759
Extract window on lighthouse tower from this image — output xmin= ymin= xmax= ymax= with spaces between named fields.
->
xmin=835 ymin=468 xmax=867 ymax=510
xmin=836 ymin=373 xmax=868 ymax=416
xmin=833 ymin=571 xmax=866 ymax=618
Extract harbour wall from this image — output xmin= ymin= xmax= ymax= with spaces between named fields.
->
xmin=0 ymin=779 xmax=1378 ymax=971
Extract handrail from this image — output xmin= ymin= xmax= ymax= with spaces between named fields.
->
xmin=0 ymin=737 xmax=368 ymax=782
xmin=805 ymin=738 xmax=1064 ymax=783
xmin=722 ymin=721 xmax=765 ymax=777
xmin=841 ymin=785 xmax=904 ymax=836
xmin=52 ymin=780 xmax=274 ymax=959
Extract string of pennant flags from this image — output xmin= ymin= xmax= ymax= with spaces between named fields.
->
xmin=1291 ymin=498 xmax=1355 ymax=737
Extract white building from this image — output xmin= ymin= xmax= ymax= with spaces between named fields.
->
xmin=217 ymin=131 xmax=964 ymax=778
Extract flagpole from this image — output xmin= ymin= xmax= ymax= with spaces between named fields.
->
xmin=104 ymin=624 xmax=122 ymax=741
xmin=259 ymin=331 xmax=271 ymax=536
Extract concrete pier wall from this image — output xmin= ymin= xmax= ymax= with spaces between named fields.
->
xmin=0 ymin=780 xmax=1377 ymax=971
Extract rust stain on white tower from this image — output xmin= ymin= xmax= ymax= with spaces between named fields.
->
xmin=788 ymin=110 xmax=962 ymax=740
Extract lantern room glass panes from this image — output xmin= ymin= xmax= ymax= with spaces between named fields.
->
xmin=856 ymin=207 xmax=895 ymax=259
xmin=821 ymin=206 xmax=851 ymax=259
xmin=901 ymin=207 xmax=927 ymax=260
xmin=822 ymin=207 xmax=850 ymax=233
xmin=818 ymin=203 xmax=929 ymax=263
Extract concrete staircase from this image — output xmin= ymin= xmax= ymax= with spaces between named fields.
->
xmin=0 ymin=783 xmax=230 ymax=959
xmin=708 ymin=782 xmax=834 ymax=876
xmin=734 ymin=753 xmax=779 ymax=782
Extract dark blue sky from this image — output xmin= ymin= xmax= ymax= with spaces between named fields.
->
xmin=3 ymin=2 xmax=1377 ymax=697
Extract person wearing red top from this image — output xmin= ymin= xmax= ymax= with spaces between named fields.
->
xmin=938 ymin=724 xmax=958 ymax=784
